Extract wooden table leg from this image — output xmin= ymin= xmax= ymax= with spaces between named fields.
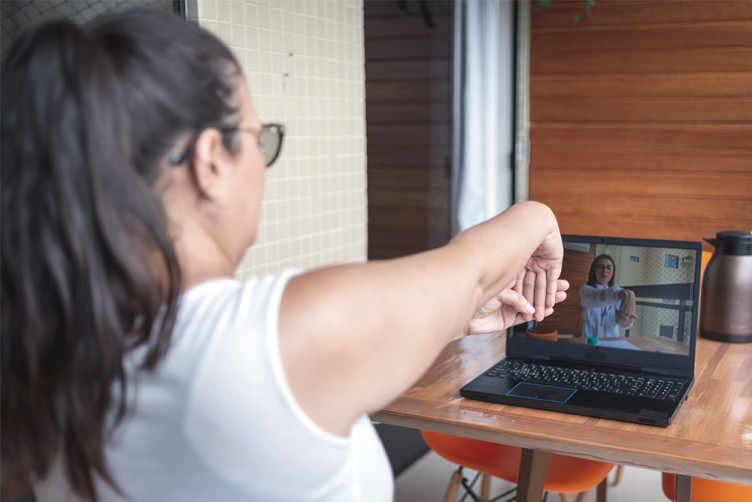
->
xmin=596 ymin=477 xmax=607 ymax=502
xmin=675 ymin=474 xmax=692 ymax=502
xmin=518 ymin=448 xmax=549 ymax=502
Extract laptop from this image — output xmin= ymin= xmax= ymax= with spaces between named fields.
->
xmin=460 ymin=235 xmax=703 ymax=427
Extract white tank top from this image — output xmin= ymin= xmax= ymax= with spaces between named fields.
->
xmin=34 ymin=272 xmax=393 ymax=501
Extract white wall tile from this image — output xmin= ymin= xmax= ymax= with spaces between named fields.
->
xmin=194 ymin=0 xmax=366 ymax=278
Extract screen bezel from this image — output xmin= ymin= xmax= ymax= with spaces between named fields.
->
xmin=506 ymin=234 xmax=702 ymax=377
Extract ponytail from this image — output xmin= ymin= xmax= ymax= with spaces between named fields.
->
xmin=1 ymin=17 xmax=183 ymax=500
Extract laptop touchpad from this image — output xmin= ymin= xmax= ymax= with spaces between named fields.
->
xmin=506 ymin=382 xmax=577 ymax=403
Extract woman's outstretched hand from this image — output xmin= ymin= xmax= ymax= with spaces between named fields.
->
xmin=464 ymin=222 xmax=568 ymax=335
xmin=515 ymin=226 xmax=566 ymax=322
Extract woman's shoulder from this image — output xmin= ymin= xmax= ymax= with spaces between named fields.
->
xmin=180 ymin=270 xmax=299 ymax=309
xmin=168 ymin=270 xmax=300 ymax=349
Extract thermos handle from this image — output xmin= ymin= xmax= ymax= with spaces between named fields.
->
xmin=703 ymin=237 xmax=720 ymax=248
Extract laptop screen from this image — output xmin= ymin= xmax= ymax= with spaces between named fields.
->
xmin=507 ymin=235 xmax=703 ymax=376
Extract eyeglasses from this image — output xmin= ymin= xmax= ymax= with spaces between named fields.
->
xmin=169 ymin=123 xmax=285 ymax=168
xmin=235 ymin=123 xmax=285 ymax=167
xmin=595 ymin=264 xmax=614 ymax=271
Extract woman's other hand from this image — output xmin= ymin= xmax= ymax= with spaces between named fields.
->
xmin=616 ymin=288 xmax=637 ymax=326
xmin=465 ymin=279 xmax=569 ymax=335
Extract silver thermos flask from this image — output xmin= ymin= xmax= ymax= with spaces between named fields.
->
xmin=700 ymin=230 xmax=752 ymax=343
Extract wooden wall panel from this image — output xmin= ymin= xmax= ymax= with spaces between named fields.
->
xmin=532 ymin=146 xmax=752 ymax=173
xmin=532 ymin=0 xmax=752 ymax=27
xmin=532 ymin=47 xmax=752 ymax=75
xmin=365 ymin=0 xmax=454 ymax=260
xmin=533 ymin=22 xmax=752 ymax=52
xmin=528 ymin=0 xmax=752 ymax=244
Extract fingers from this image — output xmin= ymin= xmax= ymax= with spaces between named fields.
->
xmin=553 ymin=279 xmax=569 ymax=305
xmin=516 ymin=272 xmax=568 ymax=323
xmin=522 ymin=269 xmax=535 ymax=306
xmin=534 ymin=271 xmax=547 ymax=322
xmin=509 ymin=273 xmax=523 ymax=293
xmin=556 ymin=279 xmax=570 ymax=295
xmin=526 ymin=274 xmax=542 ymax=322
xmin=499 ymin=289 xmax=535 ymax=317
xmin=545 ymin=270 xmax=558 ymax=310
xmin=498 ymin=271 xmax=568 ymax=327
xmin=472 ymin=296 xmax=502 ymax=318
xmin=465 ymin=287 xmax=537 ymax=336
xmin=554 ymin=290 xmax=567 ymax=304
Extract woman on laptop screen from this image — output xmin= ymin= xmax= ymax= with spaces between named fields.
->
xmin=580 ymin=254 xmax=637 ymax=339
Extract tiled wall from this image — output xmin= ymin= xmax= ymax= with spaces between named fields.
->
xmin=189 ymin=0 xmax=367 ymax=278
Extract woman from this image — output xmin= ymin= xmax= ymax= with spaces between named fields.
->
xmin=579 ymin=254 xmax=637 ymax=339
xmin=1 ymin=10 xmax=568 ymax=501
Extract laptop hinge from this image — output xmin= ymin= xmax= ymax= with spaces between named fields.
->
xmin=641 ymin=366 xmax=690 ymax=378
xmin=548 ymin=356 xmax=643 ymax=373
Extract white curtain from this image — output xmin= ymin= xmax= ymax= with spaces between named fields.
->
xmin=453 ymin=0 xmax=516 ymax=233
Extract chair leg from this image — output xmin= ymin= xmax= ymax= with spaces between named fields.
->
xmin=443 ymin=468 xmax=463 ymax=502
xmin=480 ymin=473 xmax=492 ymax=502
xmin=611 ymin=464 xmax=625 ymax=486
xmin=559 ymin=493 xmax=574 ymax=502
xmin=574 ymin=492 xmax=586 ymax=502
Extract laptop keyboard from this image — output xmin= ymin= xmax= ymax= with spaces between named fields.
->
xmin=487 ymin=360 xmax=685 ymax=401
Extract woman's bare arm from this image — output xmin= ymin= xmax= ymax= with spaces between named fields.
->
xmin=616 ymin=289 xmax=637 ymax=327
xmin=278 ymin=201 xmax=565 ymax=436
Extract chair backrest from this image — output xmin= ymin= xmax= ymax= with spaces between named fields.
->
xmin=701 ymin=250 xmax=712 ymax=277
xmin=662 ymin=473 xmax=752 ymax=502
xmin=421 ymin=430 xmax=613 ymax=494
xmin=575 ymin=311 xmax=584 ymax=337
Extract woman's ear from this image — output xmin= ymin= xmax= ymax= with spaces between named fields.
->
xmin=190 ymin=128 xmax=228 ymax=199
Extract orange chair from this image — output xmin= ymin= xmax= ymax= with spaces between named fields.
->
xmin=662 ymin=473 xmax=752 ymax=502
xmin=701 ymin=250 xmax=713 ymax=283
xmin=422 ymin=430 xmax=614 ymax=502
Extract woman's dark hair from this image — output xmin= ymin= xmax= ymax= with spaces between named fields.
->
xmin=1 ymin=9 xmax=242 ymax=500
xmin=587 ymin=254 xmax=616 ymax=287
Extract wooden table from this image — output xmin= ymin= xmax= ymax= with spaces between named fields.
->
xmin=372 ymin=332 xmax=752 ymax=501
